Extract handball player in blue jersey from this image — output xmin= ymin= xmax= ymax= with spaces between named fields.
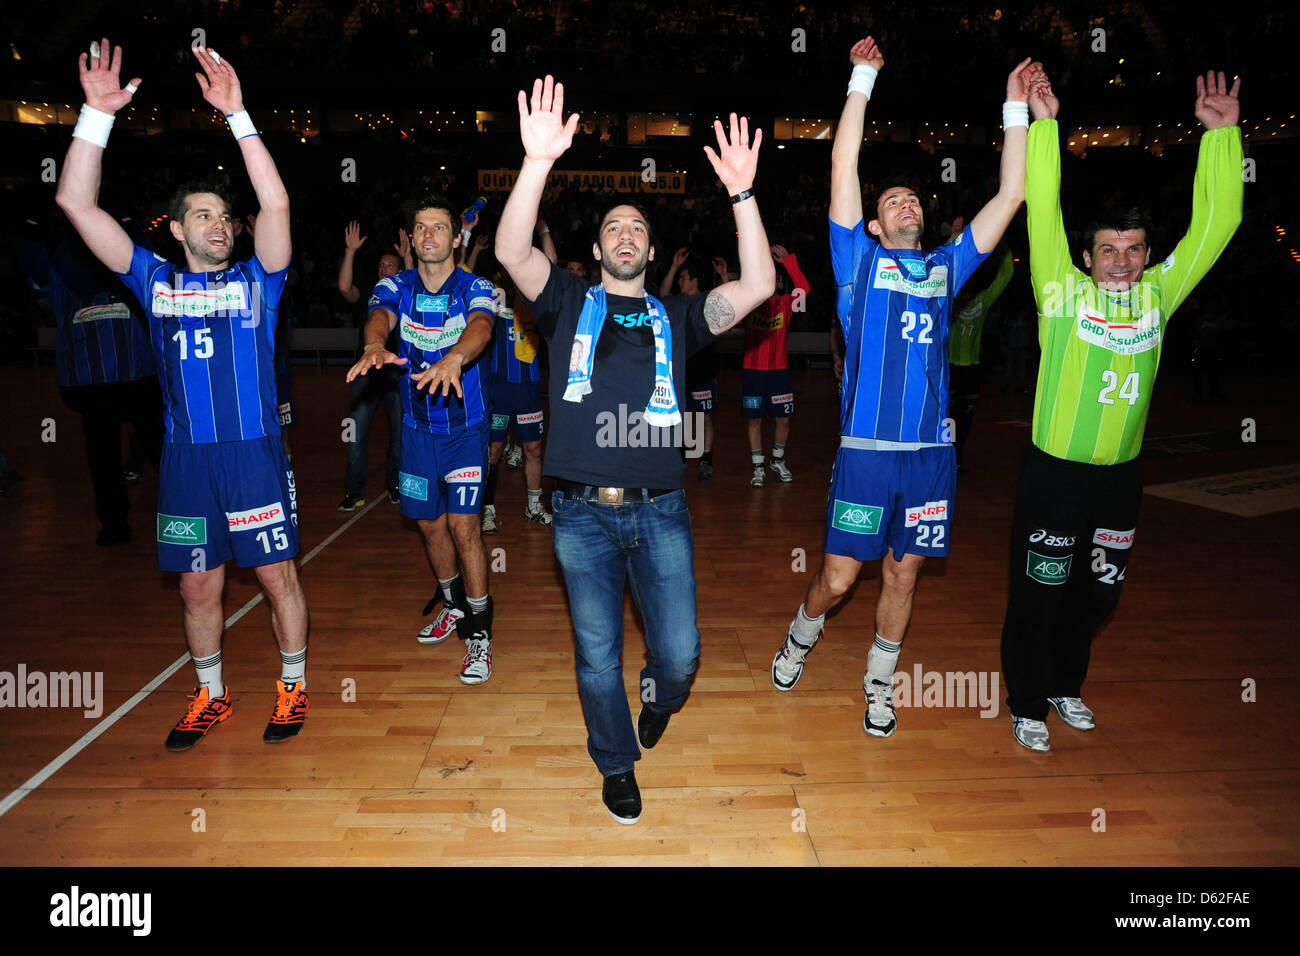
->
xmin=771 ymin=38 xmax=1040 ymax=738
xmin=347 ymin=196 xmax=498 ymax=684
xmin=56 ymin=39 xmax=310 ymax=750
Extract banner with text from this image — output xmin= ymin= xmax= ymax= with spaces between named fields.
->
xmin=478 ymin=169 xmax=686 ymax=193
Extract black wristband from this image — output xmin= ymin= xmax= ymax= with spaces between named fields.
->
xmin=729 ymin=188 xmax=755 ymax=206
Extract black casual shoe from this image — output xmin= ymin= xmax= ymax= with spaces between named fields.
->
xmin=637 ymin=704 xmax=671 ymax=750
xmin=387 ymin=486 xmax=400 ymax=504
xmin=338 ymin=492 xmax=365 ymax=512
xmin=602 ymin=771 xmax=642 ymax=825
xmin=96 ymin=524 xmax=133 ymax=547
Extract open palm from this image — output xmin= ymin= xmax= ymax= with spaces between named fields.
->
xmin=518 ymin=75 xmax=579 ymax=161
xmin=703 ymin=113 xmax=761 ymax=195
xmin=1195 ymin=71 xmax=1241 ymax=130
xmin=79 ymin=38 xmax=141 ymax=114
xmin=192 ymin=47 xmax=244 ymax=114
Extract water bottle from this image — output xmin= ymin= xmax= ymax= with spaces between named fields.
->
xmin=462 ymin=196 xmax=488 ymax=229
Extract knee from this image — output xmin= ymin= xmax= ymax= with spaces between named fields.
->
xmin=449 ymin=516 xmax=481 ymax=549
xmin=179 ymin=571 xmax=222 ymax=610
xmin=524 ymin=441 xmax=542 ymax=461
xmin=820 ymin=566 xmax=856 ymax=599
xmin=418 ymin=517 xmax=447 ymax=543
xmin=256 ymin=561 xmax=300 ymax=602
xmin=881 ymin=560 xmax=920 ymax=596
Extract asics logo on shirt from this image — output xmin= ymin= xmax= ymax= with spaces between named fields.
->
xmin=611 ymin=312 xmax=653 ymax=328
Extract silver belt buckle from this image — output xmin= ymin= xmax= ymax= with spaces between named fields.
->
xmin=599 ymin=486 xmax=624 ymax=505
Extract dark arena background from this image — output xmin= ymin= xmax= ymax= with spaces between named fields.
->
xmin=0 ymin=0 xmax=1296 ymax=932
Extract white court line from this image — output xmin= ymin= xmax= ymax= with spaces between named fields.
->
xmin=0 ymin=494 xmax=385 ymax=820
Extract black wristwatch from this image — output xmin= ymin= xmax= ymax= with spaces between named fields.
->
xmin=729 ymin=188 xmax=755 ymax=206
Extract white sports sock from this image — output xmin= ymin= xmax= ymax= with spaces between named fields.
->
xmin=280 ymin=647 xmax=306 ymax=688
xmin=866 ymin=634 xmax=902 ymax=685
xmin=791 ymin=604 xmax=824 ymax=644
xmin=467 ymin=595 xmax=488 ymax=615
xmin=527 ymin=488 xmax=542 ymax=509
xmin=193 ymin=650 xmax=223 ymax=698
xmin=439 ymin=575 xmax=459 ymax=604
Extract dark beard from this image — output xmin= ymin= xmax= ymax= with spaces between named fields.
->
xmin=603 ymin=254 xmax=648 ymax=281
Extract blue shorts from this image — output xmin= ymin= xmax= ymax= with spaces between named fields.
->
xmin=741 ymin=368 xmax=794 ymax=419
xmin=686 ymin=380 xmax=716 ymax=413
xmin=823 ymin=445 xmax=955 ymax=561
xmin=400 ymin=421 xmax=490 ymax=520
xmin=157 ymin=437 xmax=300 ymax=572
xmin=489 ymin=378 xmax=545 ymax=443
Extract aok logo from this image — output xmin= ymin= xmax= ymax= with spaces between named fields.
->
xmin=491 ymin=413 xmax=511 ymax=430
xmin=1029 ymin=529 xmax=1076 ymax=547
xmin=1093 ymin=527 xmax=1136 ymax=550
xmin=905 ymin=500 xmax=949 ymax=527
xmin=833 ymin=500 xmax=883 ymax=535
xmin=227 ymin=503 xmax=284 ymax=530
xmin=399 ymin=472 xmax=428 ymax=501
xmin=158 ymin=514 xmax=206 ymax=545
xmin=1027 ymin=549 xmax=1072 ymax=585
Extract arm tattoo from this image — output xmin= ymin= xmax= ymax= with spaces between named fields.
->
xmin=703 ymin=290 xmax=736 ymax=334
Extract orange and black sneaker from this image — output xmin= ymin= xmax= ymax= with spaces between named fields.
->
xmin=165 ymin=685 xmax=234 ymax=752
xmin=263 ymin=680 xmax=309 ymax=743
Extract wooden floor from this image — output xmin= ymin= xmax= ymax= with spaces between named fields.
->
xmin=1 ymin=362 xmax=1297 ymax=866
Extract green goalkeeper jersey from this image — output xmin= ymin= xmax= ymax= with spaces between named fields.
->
xmin=1026 ymin=119 xmax=1242 ymax=465
xmin=950 ymin=244 xmax=1015 ymax=367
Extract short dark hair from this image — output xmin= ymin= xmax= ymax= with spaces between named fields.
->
xmin=868 ymin=174 xmax=922 ymax=218
xmin=1082 ymin=206 xmax=1153 ymax=256
xmin=595 ymin=199 xmax=655 ymax=248
xmin=407 ymin=193 xmax=456 ymax=233
xmin=167 ymin=181 xmax=234 ymax=225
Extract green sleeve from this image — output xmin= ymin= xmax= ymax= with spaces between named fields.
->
xmin=1154 ymin=126 xmax=1244 ymax=317
xmin=1025 ymin=119 xmax=1083 ymax=314
xmin=983 ymin=244 xmax=1015 ymax=305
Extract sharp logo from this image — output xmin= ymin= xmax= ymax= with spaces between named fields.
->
xmin=1029 ymin=529 xmax=1076 ymax=547
xmin=771 ymin=392 xmax=794 ymax=404
xmin=1027 ymin=549 xmax=1072 ymax=585
xmin=833 ymin=499 xmax=883 ymax=535
xmin=226 ymin=502 xmax=285 ymax=530
xmin=157 ymin=514 xmax=206 ymax=545
xmin=399 ymin=472 xmax=428 ymax=501
xmin=905 ymin=500 xmax=949 ymax=528
xmin=446 ymin=467 xmax=483 ymax=484
xmin=517 ymin=411 xmax=543 ymax=424
xmin=690 ymin=390 xmax=712 ymax=401
xmin=1093 ymin=527 xmax=1136 ymax=549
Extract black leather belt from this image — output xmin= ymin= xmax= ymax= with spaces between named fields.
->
xmin=554 ymin=479 xmax=676 ymax=504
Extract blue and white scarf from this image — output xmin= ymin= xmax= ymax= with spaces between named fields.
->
xmin=563 ymin=284 xmax=680 ymax=427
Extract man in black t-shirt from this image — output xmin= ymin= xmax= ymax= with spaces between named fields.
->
xmin=495 ymin=76 xmax=775 ymax=825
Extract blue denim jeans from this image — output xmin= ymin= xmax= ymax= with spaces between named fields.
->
xmin=551 ymin=488 xmax=701 ymax=777
xmin=344 ymin=372 xmax=402 ymax=496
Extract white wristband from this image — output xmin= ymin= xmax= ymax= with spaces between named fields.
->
xmin=226 ymin=109 xmax=258 ymax=139
xmin=848 ymin=64 xmax=878 ymax=100
xmin=1002 ymin=100 xmax=1030 ymax=130
xmin=72 ymin=104 xmax=114 ymax=149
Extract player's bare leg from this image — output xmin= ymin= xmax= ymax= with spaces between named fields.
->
xmin=448 ymin=510 xmax=493 ymax=684
xmin=253 ymin=557 xmax=311 ymax=742
xmin=522 ymin=439 xmax=549 ymax=524
xmin=773 ymin=552 xmax=863 ymax=691
xmin=771 ymin=416 xmax=792 ymax=481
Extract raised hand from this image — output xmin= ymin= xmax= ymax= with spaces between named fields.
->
xmin=703 ymin=113 xmax=761 ymax=195
xmin=517 ymin=75 xmax=579 ymax=162
xmin=1195 ymin=70 xmax=1241 ymax=130
xmin=948 ymin=217 xmax=965 ymax=240
xmin=770 ymin=244 xmax=789 ymax=261
xmin=79 ymin=38 xmax=142 ymax=115
xmin=344 ymin=221 xmax=367 ymax=250
xmin=473 ymin=233 xmax=490 ymax=252
xmin=393 ymin=227 xmax=409 ymax=259
xmin=1028 ymin=73 xmax=1059 ymax=120
xmin=1006 ymin=57 xmax=1040 ymax=103
xmin=192 ymin=46 xmax=244 ymax=114
xmin=849 ymin=36 xmax=884 ymax=70
xmin=411 ymin=354 xmax=465 ymax=398
xmin=673 ymin=246 xmax=689 ymax=268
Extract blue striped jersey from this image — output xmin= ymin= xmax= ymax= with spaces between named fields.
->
xmin=116 ymin=244 xmax=288 ymax=444
xmin=490 ymin=294 xmax=541 ymax=385
xmin=369 ymin=268 xmax=497 ymax=433
xmin=830 ymin=220 xmax=988 ymax=442
xmin=40 ymin=242 xmax=156 ymax=388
